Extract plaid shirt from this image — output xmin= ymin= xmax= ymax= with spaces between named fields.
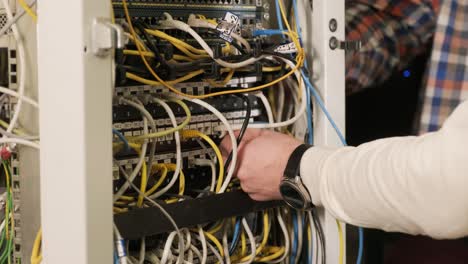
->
xmin=345 ymin=0 xmax=467 ymax=133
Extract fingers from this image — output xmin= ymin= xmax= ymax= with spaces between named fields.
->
xmin=240 ymin=180 xmax=252 ymax=194
xmin=236 ymin=128 xmax=264 ymax=142
xmin=249 ymin=193 xmax=272 ymax=202
xmin=219 ymin=129 xmax=264 ymax=156
xmin=240 ymin=184 xmax=269 ymax=201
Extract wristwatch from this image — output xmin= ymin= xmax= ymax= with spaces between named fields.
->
xmin=280 ymin=144 xmax=314 ymax=210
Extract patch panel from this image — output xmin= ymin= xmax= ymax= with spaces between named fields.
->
xmin=113 ymin=148 xmax=216 ymax=193
xmin=107 ymin=0 xmax=305 ymax=262
xmin=112 ymin=0 xmax=263 ymax=23
xmin=112 ymin=0 xmax=264 ymax=47
xmin=11 ymin=155 xmax=21 ymax=264
xmin=114 ymin=76 xmax=262 ymax=96
xmin=0 ymin=32 xmax=18 ymax=90
xmin=113 ymin=94 xmax=265 ymax=157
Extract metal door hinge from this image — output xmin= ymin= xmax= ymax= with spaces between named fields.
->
xmin=91 ymin=18 xmax=126 ymax=57
xmin=329 ymin=36 xmax=361 ymax=51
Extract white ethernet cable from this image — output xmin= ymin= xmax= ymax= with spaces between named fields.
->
xmin=139 ymin=238 xmax=146 ymax=264
xmin=222 ymin=225 xmax=231 ymax=264
xmin=0 ymin=137 xmax=40 ymax=149
xmin=113 ymin=118 xmax=148 ymax=202
xmin=186 ymin=250 xmax=194 ymax=264
xmin=225 ymin=58 xmax=306 ymax=131
xmin=159 ymin=13 xmax=264 ymax=69
xmin=264 ymin=209 xmax=290 ymax=264
xmin=189 ymin=245 xmax=203 ymax=263
xmin=0 ymin=87 xmax=38 ymax=108
xmin=198 ymin=227 xmax=208 ymax=264
xmin=160 ymin=229 xmax=191 ymax=264
xmin=187 ymin=14 xmax=252 ymax=52
xmin=120 ymin=98 xmax=158 ymax=194
xmin=145 ymin=252 xmax=160 ymax=264
xmin=160 ymin=231 xmax=178 ymax=264
xmin=148 ymin=98 xmax=182 ymax=200
xmin=185 ymin=229 xmax=192 ymax=254
xmin=188 ymin=99 xmax=237 ymax=193
xmin=0 ymin=0 xmax=42 ymax=149
xmin=255 ymin=93 xmax=274 ymax=125
xmin=238 ymin=217 xmax=257 ymax=264
xmin=1 ymin=0 xmax=27 ymax=134
xmin=192 ymin=159 xmax=216 ymax=193
xmin=277 ymin=81 xmax=285 ymax=122
xmin=193 ymin=233 xmax=224 ymax=264
xmin=171 ymin=229 xmax=192 ymax=255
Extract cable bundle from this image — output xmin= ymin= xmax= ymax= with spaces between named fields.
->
xmin=0 ymin=0 xmax=362 ymax=262
xmin=108 ymin=0 xmax=348 ymax=263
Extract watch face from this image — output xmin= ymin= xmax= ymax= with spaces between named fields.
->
xmin=280 ymin=181 xmax=306 ymax=210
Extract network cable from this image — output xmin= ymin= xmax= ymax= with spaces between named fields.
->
xmin=0 ymin=0 xmax=36 ymax=36
xmin=118 ymin=164 xmax=185 ymax=264
xmin=148 ymin=98 xmax=183 ymax=200
xmin=1 ymin=0 xmax=26 ymax=137
xmin=271 ymin=0 xmax=365 ymax=262
xmin=111 ymin=1 xmax=354 ymax=263
xmin=182 ymin=130 xmax=224 ymax=193
xmin=188 ymin=99 xmax=237 ymax=193
xmin=121 ymin=0 xmax=304 ymax=100
xmin=223 ymin=94 xmax=251 ymax=174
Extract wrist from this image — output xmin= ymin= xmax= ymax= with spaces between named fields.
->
xmin=300 ymin=146 xmax=340 ymax=207
xmin=280 ymin=144 xmax=313 ymax=210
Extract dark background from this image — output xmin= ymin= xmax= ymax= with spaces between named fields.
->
xmin=345 ymin=54 xmax=425 ymax=264
xmin=344 ymin=53 xmax=468 ymax=264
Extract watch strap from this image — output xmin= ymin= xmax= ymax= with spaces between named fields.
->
xmin=283 ymin=144 xmax=312 ymax=179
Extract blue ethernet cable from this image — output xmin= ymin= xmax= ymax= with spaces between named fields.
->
xmin=113 ymin=128 xmax=130 ymax=150
xmin=268 ymin=0 xmax=365 ymax=262
xmin=229 ymin=217 xmax=242 ymax=255
xmin=302 ymin=73 xmax=364 ymax=264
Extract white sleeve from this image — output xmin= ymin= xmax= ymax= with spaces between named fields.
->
xmin=300 ymin=100 xmax=468 ymax=239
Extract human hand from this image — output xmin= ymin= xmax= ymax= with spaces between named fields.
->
xmin=220 ymin=129 xmax=302 ymax=201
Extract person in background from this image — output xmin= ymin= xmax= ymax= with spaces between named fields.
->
xmin=222 ymin=0 xmax=468 ymax=263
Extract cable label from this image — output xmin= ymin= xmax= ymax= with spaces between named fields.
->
xmin=274 ymin=42 xmax=298 ymax=54
xmin=216 ymin=12 xmax=240 ymax=43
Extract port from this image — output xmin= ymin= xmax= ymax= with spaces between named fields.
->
xmin=0 ymin=48 xmax=8 ymax=87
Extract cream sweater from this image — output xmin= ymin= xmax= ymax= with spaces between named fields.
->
xmin=300 ymin=100 xmax=468 ymax=239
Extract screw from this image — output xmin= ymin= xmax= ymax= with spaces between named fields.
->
xmin=263 ymin=2 xmax=270 ymax=9
xmin=329 ymin=37 xmax=338 ymax=50
xmin=329 ymin=19 xmax=337 ymax=32
xmin=263 ymin=13 xmax=270 ymax=20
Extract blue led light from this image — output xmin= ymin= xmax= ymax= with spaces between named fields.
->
xmin=403 ymin=70 xmax=411 ymax=78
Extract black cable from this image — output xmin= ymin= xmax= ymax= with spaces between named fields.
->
xmin=117 ymin=64 xmax=148 ymax=75
xmin=223 ymin=94 xmax=251 ymax=256
xmin=133 ymin=21 xmax=181 ymax=80
xmin=219 ymin=53 xmax=252 ymax=63
xmin=311 ymin=207 xmax=326 ymax=264
xmin=167 ymin=60 xmax=203 ymax=73
xmin=262 ymin=50 xmax=297 ymax=64
xmin=223 ymin=94 xmax=251 ymax=171
xmin=314 ymin=218 xmax=320 ymax=264
xmin=206 ymin=31 xmax=248 ymax=55
xmin=133 ymin=21 xmax=167 ymax=67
